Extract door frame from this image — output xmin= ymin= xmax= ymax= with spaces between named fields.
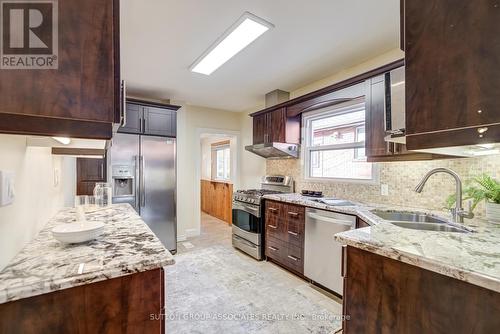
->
xmin=193 ymin=128 xmax=240 ymax=237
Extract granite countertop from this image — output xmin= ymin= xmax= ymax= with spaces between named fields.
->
xmin=0 ymin=204 xmax=175 ymax=304
xmin=263 ymin=193 xmax=500 ymax=293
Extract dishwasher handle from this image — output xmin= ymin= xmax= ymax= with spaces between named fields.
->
xmin=306 ymin=212 xmax=354 ymax=227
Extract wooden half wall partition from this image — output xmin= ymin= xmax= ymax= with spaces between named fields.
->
xmin=200 ymin=179 xmax=233 ymax=224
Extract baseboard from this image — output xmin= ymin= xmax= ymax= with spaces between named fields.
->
xmin=177 ymin=234 xmax=187 ymax=242
xmin=186 ymin=228 xmax=200 ymax=238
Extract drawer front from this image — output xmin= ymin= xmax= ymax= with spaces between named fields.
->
xmin=265 ymin=236 xmax=286 ymax=262
xmin=284 ymin=204 xmax=305 ymax=247
xmin=266 ymin=217 xmax=284 ymax=240
xmin=285 ymin=243 xmax=304 ymax=274
xmin=266 ymin=200 xmax=285 ymax=218
xmin=265 ymin=201 xmax=286 ymax=240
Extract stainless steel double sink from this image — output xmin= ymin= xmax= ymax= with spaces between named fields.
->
xmin=370 ymin=210 xmax=472 ymax=233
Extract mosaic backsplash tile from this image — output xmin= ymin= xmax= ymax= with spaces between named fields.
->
xmin=267 ymin=156 xmax=500 ymax=217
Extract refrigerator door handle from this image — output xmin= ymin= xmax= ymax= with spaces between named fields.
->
xmin=134 ymin=155 xmax=140 ymax=209
xmin=140 ymin=155 xmax=146 ymax=207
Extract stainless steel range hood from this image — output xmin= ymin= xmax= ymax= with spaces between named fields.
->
xmin=245 ymin=142 xmax=299 ymax=159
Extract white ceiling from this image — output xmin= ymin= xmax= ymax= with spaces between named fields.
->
xmin=121 ymin=0 xmax=400 ymax=111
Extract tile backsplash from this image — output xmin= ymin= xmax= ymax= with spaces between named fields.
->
xmin=267 ymin=156 xmax=500 ymax=217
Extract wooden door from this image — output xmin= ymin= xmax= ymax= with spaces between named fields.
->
xmin=252 ymin=113 xmax=267 ymax=144
xmin=365 ymin=76 xmax=389 ymax=157
xmin=119 ymin=103 xmax=143 ymax=134
xmin=76 ymin=158 xmax=106 ymax=196
xmin=0 ymin=0 xmax=118 ymax=124
xmin=144 ymin=107 xmax=175 ymax=137
xmin=405 ymin=0 xmax=500 ymax=149
xmin=268 ymin=108 xmax=286 ymax=143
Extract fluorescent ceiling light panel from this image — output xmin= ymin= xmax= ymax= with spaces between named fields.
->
xmin=190 ymin=12 xmax=274 ymax=75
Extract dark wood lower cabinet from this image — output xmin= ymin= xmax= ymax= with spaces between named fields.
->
xmin=343 ymin=246 xmax=500 ymax=334
xmin=264 ymin=200 xmax=305 ymax=275
xmin=0 ymin=269 xmax=164 ymax=334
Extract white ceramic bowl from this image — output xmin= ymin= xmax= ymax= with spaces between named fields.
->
xmin=52 ymin=221 xmax=105 ymax=244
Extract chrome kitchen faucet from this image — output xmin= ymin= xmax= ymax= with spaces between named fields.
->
xmin=414 ymin=168 xmax=474 ymax=224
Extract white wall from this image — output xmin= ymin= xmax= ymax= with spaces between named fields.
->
xmin=61 ymin=157 xmax=77 ymax=207
xmin=238 ymin=109 xmax=267 ymax=189
xmin=0 ymin=134 xmax=67 ymax=270
xmin=290 ymin=48 xmax=404 ymax=98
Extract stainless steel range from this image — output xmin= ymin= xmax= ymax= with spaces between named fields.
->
xmin=232 ymin=176 xmax=293 ymax=260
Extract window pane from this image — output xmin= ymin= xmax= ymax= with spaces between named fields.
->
xmin=311 ymin=110 xmax=365 ymax=147
xmin=309 ymin=149 xmax=372 ymax=179
xmin=223 ymin=148 xmax=230 ymax=180
xmin=216 ymin=149 xmax=224 ymax=178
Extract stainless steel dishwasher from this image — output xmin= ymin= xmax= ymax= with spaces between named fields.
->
xmin=304 ymin=207 xmax=356 ymax=295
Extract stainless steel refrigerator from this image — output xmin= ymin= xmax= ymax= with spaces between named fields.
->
xmin=108 ymin=132 xmax=176 ymax=253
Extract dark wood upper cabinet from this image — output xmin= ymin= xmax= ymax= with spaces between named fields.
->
xmin=119 ymin=100 xmax=180 ymax=137
xmin=405 ymin=0 xmax=500 ymax=150
xmin=76 ymin=158 xmax=106 ymax=196
xmin=365 ymin=74 xmax=453 ymax=162
xmin=120 ymin=103 xmax=143 ymax=134
xmin=144 ymin=106 xmax=176 ymax=137
xmin=252 ymin=108 xmax=300 ymax=145
xmin=0 ymin=0 xmax=120 ymax=140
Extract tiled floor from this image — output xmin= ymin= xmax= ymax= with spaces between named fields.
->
xmin=167 ymin=212 xmax=343 ymax=334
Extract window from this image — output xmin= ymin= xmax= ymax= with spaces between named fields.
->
xmin=303 ymin=99 xmax=376 ymax=182
xmin=211 ymin=143 xmax=231 ymax=181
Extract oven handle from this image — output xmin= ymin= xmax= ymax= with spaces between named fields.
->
xmin=232 ymin=200 xmax=260 ymax=218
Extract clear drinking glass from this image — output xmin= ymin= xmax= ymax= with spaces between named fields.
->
xmin=74 ymin=195 xmax=88 ymax=222
xmin=93 ymin=182 xmax=113 ymax=207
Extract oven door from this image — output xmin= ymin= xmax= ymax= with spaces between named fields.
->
xmin=232 ymin=201 xmax=261 ymax=234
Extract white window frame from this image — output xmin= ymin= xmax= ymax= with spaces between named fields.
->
xmin=302 ymin=98 xmax=379 ymax=184
xmin=211 ymin=144 xmax=231 ymax=181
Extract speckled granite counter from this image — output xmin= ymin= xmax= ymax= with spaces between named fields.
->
xmin=0 ymin=204 xmax=175 ymax=304
xmin=263 ymin=193 xmax=500 ymax=293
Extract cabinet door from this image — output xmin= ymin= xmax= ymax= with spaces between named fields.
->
xmin=77 ymin=158 xmax=106 ymax=182
xmin=0 ymin=0 xmax=117 ymax=123
xmin=268 ymin=108 xmax=286 ymax=143
xmin=144 ymin=107 xmax=175 ymax=137
xmin=252 ymin=113 xmax=267 ymax=144
xmin=119 ymin=103 xmax=143 ymax=134
xmin=76 ymin=158 xmax=106 ymax=196
xmin=365 ymin=76 xmax=390 ymax=157
xmin=405 ymin=0 xmax=500 ymax=148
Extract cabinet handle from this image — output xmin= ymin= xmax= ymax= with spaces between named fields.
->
xmin=287 ymin=230 xmax=298 ymax=236
xmin=287 ymin=255 xmax=299 ymax=261
xmin=268 ymin=207 xmax=278 ymax=212
xmin=100 ymin=163 xmax=104 ymax=179
xmin=121 ymin=80 xmax=127 ymax=127
xmin=287 ymin=211 xmax=299 ymax=217
xmin=268 ymin=225 xmax=278 ymax=229
xmin=268 ymin=246 xmax=278 ymax=251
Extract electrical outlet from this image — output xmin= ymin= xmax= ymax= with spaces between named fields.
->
xmin=381 ymin=184 xmax=389 ymax=196
xmin=0 ymin=171 xmax=15 ymax=206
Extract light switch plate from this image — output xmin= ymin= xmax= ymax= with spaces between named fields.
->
xmin=381 ymin=184 xmax=389 ymax=196
xmin=0 ymin=171 xmax=15 ymax=206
